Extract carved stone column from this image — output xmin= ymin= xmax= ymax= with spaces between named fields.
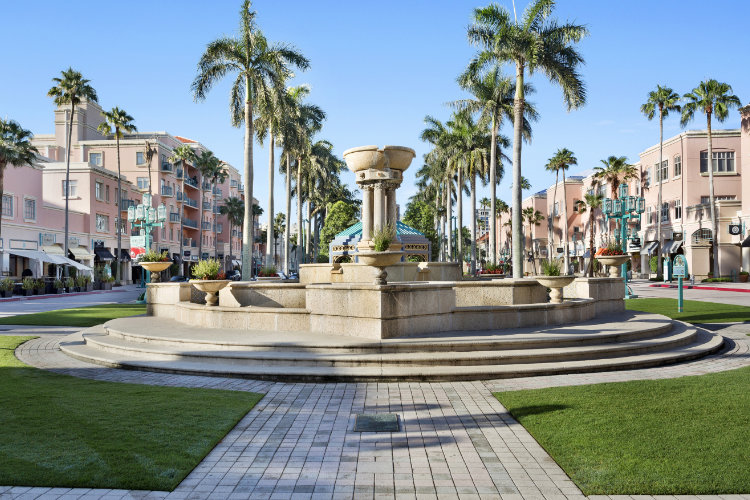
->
xmin=386 ymin=185 xmax=398 ymax=233
xmin=373 ymin=182 xmax=385 ymax=232
xmin=362 ymin=185 xmax=374 ymax=242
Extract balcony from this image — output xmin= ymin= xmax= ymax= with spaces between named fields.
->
xmin=202 ymin=201 xmax=212 ymax=211
xmin=202 ymin=222 xmax=212 ymax=230
xmin=216 ymin=223 xmax=223 ymax=233
xmin=213 ymin=187 xmax=222 ymax=196
xmin=160 ymin=162 xmax=173 ymax=172
xmin=184 ymin=197 xmax=198 ymax=209
xmin=175 ymin=191 xmax=184 ymax=202
xmin=183 ymin=217 xmax=198 ymax=229
xmin=120 ymin=199 xmax=136 ymax=211
xmin=202 ymin=182 xmax=212 ymax=191
xmin=184 ymin=177 xmax=199 ymax=189
xmin=176 ymin=168 xmax=183 ymax=179
xmin=160 ymin=185 xmax=174 ymax=197
xmin=169 ymin=213 xmax=180 ymax=223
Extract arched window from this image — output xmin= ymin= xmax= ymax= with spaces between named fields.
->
xmin=692 ymin=228 xmax=713 ymax=244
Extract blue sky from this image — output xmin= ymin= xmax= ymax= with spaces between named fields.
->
xmin=2 ymin=1 xmax=750 ymax=226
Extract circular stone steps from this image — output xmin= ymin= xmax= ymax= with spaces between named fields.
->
xmin=58 ymin=313 xmax=725 ymax=382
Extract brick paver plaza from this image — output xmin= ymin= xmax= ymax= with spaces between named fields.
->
xmin=2 ymin=323 xmax=750 ymax=500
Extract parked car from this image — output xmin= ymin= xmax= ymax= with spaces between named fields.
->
xmin=227 ymin=270 xmax=242 ymax=281
xmin=169 ymin=275 xmax=188 ymax=282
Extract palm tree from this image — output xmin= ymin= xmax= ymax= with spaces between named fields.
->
xmin=192 ymin=0 xmax=309 ymax=280
xmin=97 ymin=107 xmax=136 ymax=285
xmin=468 ymin=0 xmax=588 ymax=278
xmin=169 ymin=144 xmax=196 ymax=273
xmin=47 ymin=68 xmax=98 ymax=265
xmin=522 ymin=206 xmax=544 ymax=274
xmin=576 ymin=191 xmax=602 ymax=277
xmin=421 ymin=115 xmax=455 ymax=261
xmin=220 ymin=196 xmax=244 ymax=272
xmin=0 ymin=119 xmax=39 ymax=248
xmin=196 ymin=151 xmax=227 ymax=260
xmin=680 ymin=79 xmax=741 ymax=278
xmin=454 ymin=64 xmax=536 ymax=264
xmin=193 ymin=150 xmax=217 ymax=260
xmin=546 ymin=148 xmax=577 ymax=273
xmin=594 ymin=155 xmax=637 ymax=243
xmin=641 ymin=85 xmax=681 ymax=278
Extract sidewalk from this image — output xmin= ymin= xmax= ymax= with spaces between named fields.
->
xmin=0 ymin=285 xmax=142 ymax=318
xmin=648 ymin=282 xmax=750 ymax=293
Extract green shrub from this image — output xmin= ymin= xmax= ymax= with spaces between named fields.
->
xmin=53 ymin=279 xmax=64 ymax=289
xmin=0 ymin=278 xmax=14 ymax=292
xmin=316 ymin=254 xmax=329 ymax=263
xmin=22 ymin=278 xmax=36 ymax=290
xmin=140 ymin=250 xmax=169 ymax=263
xmin=64 ymin=277 xmax=75 ymax=289
xmin=191 ymin=258 xmax=222 ymax=280
xmin=703 ymin=277 xmax=732 ymax=283
xmin=541 ymin=259 xmax=561 ymax=276
xmin=372 ymin=223 xmax=396 ymax=252
xmin=35 ymin=278 xmax=46 ymax=291
xmin=649 ymin=255 xmax=658 ymax=273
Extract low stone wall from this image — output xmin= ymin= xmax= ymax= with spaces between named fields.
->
xmin=454 ymin=278 xmax=547 ymax=306
xmin=563 ymin=277 xmax=625 ymax=315
xmin=174 ymin=302 xmax=310 ymax=332
xmin=146 ymin=282 xmax=192 ymax=318
xmin=299 ymin=262 xmax=461 ymax=284
xmin=220 ymin=282 xmax=307 ymax=308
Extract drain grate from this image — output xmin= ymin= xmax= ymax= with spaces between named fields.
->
xmin=353 ymin=413 xmax=400 ymax=432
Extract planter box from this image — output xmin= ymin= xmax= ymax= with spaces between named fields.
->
xmin=23 ymin=289 xmax=34 ymax=296
xmin=0 ymin=290 xmax=10 ymax=298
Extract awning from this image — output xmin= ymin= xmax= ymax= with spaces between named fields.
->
xmin=7 ymin=248 xmax=60 ymax=265
xmin=661 ymin=240 xmax=674 ymax=255
xmin=742 ymin=235 xmax=750 ymax=248
xmin=644 ymin=241 xmax=659 ymax=256
xmin=69 ymin=246 xmax=94 ymax=260
xmin=120 ymin=249 xmax=131 ymax=261
xmin=672 ymin=240 xmax=684 ymax=253
xmin=172 ymin=253 xmax=182 ymax=264
xmin=583 ymin=250 xmax=591 ymax=258
xmin=41 ymin=244 xmax=65 ymax=255
xmin=94 ymin=247 xmax=116 ymax=261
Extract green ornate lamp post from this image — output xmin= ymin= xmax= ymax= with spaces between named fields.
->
xmin=127 ymin=193 xmax=167 ymax=285
xmin=601 ymin=192 xmax=645 ymax=298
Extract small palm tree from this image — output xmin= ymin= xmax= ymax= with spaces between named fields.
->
xmin=220 ymin=196 xmax=244 ymax=272
xmin=522 ymin=207 xmax=544 ymax=274
xmin=169 ymin=144 xmax=197 ymax=272
xmin=97 ymin=107 xmax=137 ymax=285
xmin=193 ymin=150 xmax=217 ymax=259
xmin=47 ymin=68 xmax=98 ymax=263
xmin=468 ymin=0 xmax=588 ymax=278
xmin=576 ymin=191 xmax=603 ymax=277
xmin=0 ymin=119 xmax=39 ymax=246
xmin=546 ymin=148 xmax=577 ymax=273
xmin=641 ymin=85 xmax=681 ymax=278
xmin=680 ymin=79 xmax=741 ymax=278
xmin=192 ymin=0 xmax=309 ymax=280
xmin=196 ymin=151 xmax=227 ymax=260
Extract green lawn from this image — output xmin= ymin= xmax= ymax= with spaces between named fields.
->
xmin=495 ymin=366 xmax=750 ymax=494
xmin=626 ymin=297 xmax=750 ymax=323
xmin=0 ymin=336 xmax=263 ymax=491
xmin=0 ymin=303 xmax=147 ymax=327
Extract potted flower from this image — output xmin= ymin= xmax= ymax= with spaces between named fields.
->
xmin=53 ymin=278 xmax=65 ymax=294
xmin=75 ymin=275 xmax=87 ymax=292
xmin=534 ymin=259 xmax=576 ymax=304
xmin=21 ymin=277 xmax=36 ymax=296
xmin=64 ymin=277 xmax=75 ymax=292
xmin=139 ymin=250 xmax=172 ymax=283
xmin=100 ymin=275 xmax=114 ymax=290
xmin=0 ymin=278 xmax=14 ymax=298
xmin=595 ymin=241 xmax=630 ymax=278
xmin=357 ymin=223 xmax=403 ymax=285
xmin=256 ymin=266 xmax=280 ymax=281
xmin=478 ymin=263 xmax=504 ymax=278
xmin=190 ymin=258 xmax=229 ymax=306
xmin=740 ymin=271 xmax=749 ymax=283
xmin=35 ymin=278 xmax=46 ymax=295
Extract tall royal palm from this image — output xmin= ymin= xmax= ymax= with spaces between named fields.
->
xmin=193 ymin=150 xmax=218 ymax=260
xmin=575 ymin=190 xmax=602 ymax=277
xmin=192 ymin=0 xmax=309 ymax=280
xmin=47 ymin=68 xmax=98 ymax=266
xmin=420 ymin=115 xmax=455 ymax=260
xmin=0 ymin=119 xmax=39 ymax=246
xmin=522 ymin=207 xmax=544 ymax=274
xmin=547 ymin=148 xmax=576 ymax=273
xmin=641 ymin=85 xmax=681 ymax=278
xmin=454 ymin=64 xmax=536 ymax=265
xmin=97 ymin=107 xmax=136 ymax=285
xmin=680 ymin=79 xmax=741 ymax=278
xmin=197 ymin=151 xmax=227 ymax=260
xmin=220 ymin=196 xmax=244 ymax=271
xmin=468 ymin=0 xmax=588 ymax=278
xmin=169 ymin=144 xmax=196 ymax=273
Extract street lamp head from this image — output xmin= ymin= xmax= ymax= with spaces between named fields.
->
xmin=157 ymin=204 xmax=167 ymax=222
xmin=143 ymin=193 xmax=152 ymax=207
xmin=147 ymin=206 xmax=156 ymax=224
xmin=127 ymin=206 xmax=135 ymax=223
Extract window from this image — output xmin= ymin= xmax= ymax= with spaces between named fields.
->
xmin=136 ymin=152 xmax=145 ymax=165
xmin=692 ymin=228 xmax=712 ymax=244
xmin=23 ymin=199 xmax=35 ymax=220
xmin=105 ymin=185 xmax=110 ymax=203
xmin=553 ymin=202 xmax=559 ymax=216
xmin=137 ymin=177 xmax=149 ymax=190
xmin=573 ymin=199 xmax=579 ymax=212
xmin=644 ymin=167 xmax=651 ymax=187
xmin=700 ymin=151 xmax=735 ymax=173
xmin=62 ymin=180 xmax=77 ymax=197
xmin=89 ymin=152 xmax=102 ymax=166
xmin=661 ymin=202 xmax=669 ymax=222
xmin=701 ymin=195 xmax=736 ymax=204
xmin=655 ymin=160 xmax=668 ymax=182
xmin=674 ymin=199 xmax=682 ymax=220
xmin=1 ymin=194 xmax=12 ymax=217
xmin=95 ymin=214 xmax=109 ymax=232
xmin=95 ymin=181 xmax=103 ymax=200
xmin=161 ymin=227 xmax=166 ymax=239
xmin=674 ymin=155 xmax=681 ymax=177
xmin=646 ymin=206 xmax=653 ymax=224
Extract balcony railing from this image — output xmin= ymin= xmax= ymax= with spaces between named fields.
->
xmin=160 ymin=186 xmax=174 ymax=197
xmin=176 ymin=168 xmax=183 ymax=179
xmin=169 ymin=213 xmax=180 ymax=223
xmin=202 ymin=201 xmax=212 ymax=210
xmin=176 ymin=191 xmax=184 ymax=202
xmin=160 ymin=162 xmax=173 ymax=172
xmin=202 ymin=182 xmax=212 ymax=191
xmin=184 ymin=197 xmax=198 ymax=208
xmin=216 ymin=224 xmax=223 ymax=233
xmin=183 ymin=217 xmax=198 ymax=229
xmin=120 ymin=199 xmax=136 ymax=210
xmin=202 ymin=222 xmax=212 ymax=230
xmin=184 ymin=177 xmax=198 ymax=189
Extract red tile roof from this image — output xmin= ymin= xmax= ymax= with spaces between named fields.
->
xmin=175 ymin=135 xmax=197 ymax=144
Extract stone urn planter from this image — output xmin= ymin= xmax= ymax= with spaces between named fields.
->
xmin=382 ymin=145 xmax=416 ymax=171
xmin=140 ymin=261 xmax=172 ymax=283
xmin=190 ymin=279 xmax=230 ymax=306
xmin=534 ymin=275 xmax=576 ymax=304
xmin=357 ymin=251 xmax=404 ymax=285
xmin=342 ymin=145 xmax=385 ymax=172
xmin=596 ymin=255 xmax=630 ymax=278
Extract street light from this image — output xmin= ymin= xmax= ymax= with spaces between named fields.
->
xmin=127 ymin=193 xmax=167 ymax=286
xmin=601 ymin=192 xmax=645 ymax=298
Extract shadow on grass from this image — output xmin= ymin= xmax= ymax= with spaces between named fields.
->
xmin=506 ymin=404 xmax=571 ymax=418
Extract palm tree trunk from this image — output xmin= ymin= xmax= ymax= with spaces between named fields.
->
xmin=434 ymin=186 xmax=440 ymax=260
xmin=457 ymin=167 xmax=463 ymax=264
xmin=551 ymin=170 xmax=559 ymax=263
xmin=0 ymin=161 xmax=6 ymax=244
xmin=470 ymin=171 xmax=477 ymax=275
xmin=241 ymin=78 xmax=254 ymax=281
xmin=707 ymin=113 xmax=720 ymax=277
xmin=198 ymin=170 xmax=204 ymax=261
xmin=64 ymin=104 xmax=75 ymax=277
xmin=284 ymin=153 xmax=291 ymax=275
xmin=296 ymin=157 xmax=303 ymax=268
xmin=511 ymin=62 xmax=525 ymax=279
xmin=489 ymin=119 xmax=497 ymax=265
xmin=115 ymin=132 xmax=122 ymax=285
xmin=446 ymin=168 xmax=452 ymax=261
xmin=657 ymin=107 xmax=664 ymax=278
xmin=266 ymin=132 xmax=274 ymax=267
xmin=562 ymin=169 xmax=570 ymax=274
xmin=213 ymin=179 xmax=218 ymax=260
xmin=228 ymin=221 xmax=233 ymax=273
xmin=179 ymin=161 xmax=185 ymax=274
xmin=305 ymin=201 xmax=311 ymax=261
xmin=589 ymin=210 xmax=595 ymax=277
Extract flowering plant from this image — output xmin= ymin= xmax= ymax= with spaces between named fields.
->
xmin=191 ymin=258 xmax=223 ymax=280
xmin=482 ymin=264 xmax=504 ymax=275
xmin=596 ymin=240 xmax=626 ymax=256
xmin=140 ymin=250 xmax=170 ymax=262
xmin=258 ymin=266 xmax=278 ymax=278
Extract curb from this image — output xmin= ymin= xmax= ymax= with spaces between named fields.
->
xmin=0 ymin=289 xmax=127 ymax=303
xmin=649 ymin=284 xmax=750 ymax=294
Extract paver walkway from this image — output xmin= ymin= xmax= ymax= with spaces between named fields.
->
xmin=3 ymin=322 xmax=750 ymax=500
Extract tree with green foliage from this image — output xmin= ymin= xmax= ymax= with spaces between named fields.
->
xmin=0 ymin=119 xmax=38 ymax=250
xmin=468 ymin=0 xmax=588 ymax=278
xmin=220 ymin=196 xmax=244 ymax=271
xmin=169 ymin=144 xmax=197 ymax=271
xmin=319 ymin=201 xmax=358 ymax=259
xmin=403 ymin=199 xmax=440 ymax=261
